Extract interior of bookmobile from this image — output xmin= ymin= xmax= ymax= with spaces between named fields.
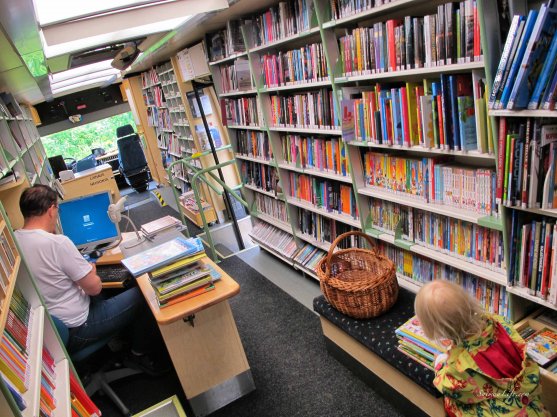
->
xmin=0 ymin=0 xmax=557 ymax=415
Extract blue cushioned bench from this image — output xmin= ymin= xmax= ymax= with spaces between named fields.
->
xmin=313 ymin=287 xmax=444 ymax=417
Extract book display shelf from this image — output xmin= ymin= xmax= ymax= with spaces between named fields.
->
xmin=0 ymin=204 xmax=100 ymax=417
xmin=204 ymin=0 xmax=520 ymax=319
xmin=0 ymin=96 xmax=54 ymax=229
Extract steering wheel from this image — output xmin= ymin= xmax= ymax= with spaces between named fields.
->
xmin=64 ymin=157 xmax=76 ymax=171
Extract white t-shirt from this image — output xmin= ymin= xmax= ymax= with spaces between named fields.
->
xmin=14 ymin=229 xmax=92 ymax=327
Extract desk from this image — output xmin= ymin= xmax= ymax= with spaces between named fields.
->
xmin=60 ymin=164 xmax=120 ymax=201
xmin=124 ymin=232 xmax=255 ymax=416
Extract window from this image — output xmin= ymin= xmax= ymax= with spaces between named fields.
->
xmin=42 ymin=112 xmax=136 ymax=160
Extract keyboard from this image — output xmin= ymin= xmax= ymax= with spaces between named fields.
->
xmin=96 ymin=264 xmax=133 ymax=287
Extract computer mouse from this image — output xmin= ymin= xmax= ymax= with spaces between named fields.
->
xmin=89 ymin=250 xmax=103 ymax=259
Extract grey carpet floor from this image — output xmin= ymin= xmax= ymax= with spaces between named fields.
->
xmin=92 ymin=255 xmax=401 ymax=417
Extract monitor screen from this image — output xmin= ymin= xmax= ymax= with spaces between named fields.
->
xmin=58 ymin=191 xmax=120 ymax=250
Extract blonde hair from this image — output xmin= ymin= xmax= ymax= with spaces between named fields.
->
xmin=414 ymin=280 xmax=485 ymax=345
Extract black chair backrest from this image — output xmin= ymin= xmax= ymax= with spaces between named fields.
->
xmin=117 ymin=134 xmax=147 ymax=174
xmin=116 ymin=124 xmax=135 ymax=139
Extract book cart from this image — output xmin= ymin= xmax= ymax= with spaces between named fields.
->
xmin=0 ymin=203 xmax=100 ymax=417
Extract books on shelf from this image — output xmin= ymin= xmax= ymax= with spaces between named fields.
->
xmin=122 ymin=236 xmax=204 ymax=276
xmin=70 ymin=371 xmax=101 ymax=417
xmin=176 ymin=42 xmax=211 ymax=82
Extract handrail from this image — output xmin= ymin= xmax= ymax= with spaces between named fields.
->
xmin=167 ymin=155 xmax=248 ymax=261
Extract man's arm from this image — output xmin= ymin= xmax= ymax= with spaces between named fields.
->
xmin=76 ymin=263 xmax=102 ymax=295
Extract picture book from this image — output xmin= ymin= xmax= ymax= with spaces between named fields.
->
xmin=152 ymin=266 xmax=211 ymax=295
xmin=157 ymin=275 xmax=213 ymax=301
xmin=150 ymin=252 xmax=207 ymax=279
xmin=526 ymin=327 xmax=557 ymax=366
xmin=158 ymin=283 xmax=215 ymax=307
xmin=121 ymin=236 xmax=204 ymax=276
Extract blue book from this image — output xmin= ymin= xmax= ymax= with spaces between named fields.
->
xmin=528 ymin=29 xmax=557 ymax=109
xmin=542 ymin=67 xmax=557 ymax=109
xmin=507 ymin=4 xmax=557 ymax=109
xmin=391 ymin=88 xmax=403 ymax=145
xmin=122 ymin=236 xmax=205 ymax=276
xmin=457 ymin=96 xmax=477 ymax=151
xmin=448 ymin=75 xmax=461 ymax=151
xmin=498 ymin=9 xmax=539 ymax=109
xmin=439 ymin=74 xmax=454 ymax=150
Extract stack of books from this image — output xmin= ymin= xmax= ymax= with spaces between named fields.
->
xmin=520 ymin=325 xmax=557 ymax=372
xmin=122 ymin=236 xmax=222 ymax=306
xmin=149 ymin=259 xmax=221 ymax=307
xmin=140 ymin=215 xmax=182 ymax=238
xmin=70 ymin=371 xmax=102 ymax=417
xmin=395 ymin=316 xmax=446 ymax=370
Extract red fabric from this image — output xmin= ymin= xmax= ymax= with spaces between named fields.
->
xmin=472 ymin=323 xmax=523 ymax=379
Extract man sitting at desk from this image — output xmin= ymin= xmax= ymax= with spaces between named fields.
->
xmin=14 ymin=184 xmax=165 ymax=374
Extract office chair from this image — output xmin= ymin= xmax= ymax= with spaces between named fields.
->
xmin=52 ymin=316 xmax=142 ymax=416
xmin=75 ymin=154 xmax=97 ymax=172
xmin=116 ymin=124 xmax=150 ymax=192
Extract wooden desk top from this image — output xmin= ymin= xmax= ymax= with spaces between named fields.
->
xmin=136 ymin=257 xmax=240 ymax=325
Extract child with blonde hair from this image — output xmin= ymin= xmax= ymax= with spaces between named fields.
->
xmin=415 ymin=280 xmax=550 ymax=417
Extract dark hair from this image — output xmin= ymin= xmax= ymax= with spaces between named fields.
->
xmin=19 ymin=184 xmax=58 ymax=218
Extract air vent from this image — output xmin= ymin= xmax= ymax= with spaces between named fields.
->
xmin=69 ymin=39 xmax=145 ymax=69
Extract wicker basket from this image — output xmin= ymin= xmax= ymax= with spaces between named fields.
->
xmin=317 ymin=231 xmax=398 ymax=319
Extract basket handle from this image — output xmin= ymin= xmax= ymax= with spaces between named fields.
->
xmin=324 ymin=231 xmax=376 ymax=274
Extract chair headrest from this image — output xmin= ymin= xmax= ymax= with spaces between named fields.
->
xmin=116 ymin=124 xmax=135 ymax=138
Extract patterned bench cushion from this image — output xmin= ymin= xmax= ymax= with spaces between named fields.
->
xmin=313 ymin=287 xmax=440 ymax=397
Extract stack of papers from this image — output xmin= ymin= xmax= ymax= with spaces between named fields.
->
xmin=395 ymin=316 xmax=447 ymax=370
xmin=140 ymin=215 xmax=182 ymax=237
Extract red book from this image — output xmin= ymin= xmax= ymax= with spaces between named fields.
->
xmin=495 ymin=117 xmax=507 ymax=204
xmin=386 ymin=20 xmax=401 ymax=71
xmin=69 ymin=371 xmax=101 ymax=417
xmin=436 ymin=94 xmax=445 ymax=148
xmin=400 ymin=86 xmax=411 ymax=146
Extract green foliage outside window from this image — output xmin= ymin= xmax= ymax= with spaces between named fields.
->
xmin=42 ymin=112 xmax=136 ymax=159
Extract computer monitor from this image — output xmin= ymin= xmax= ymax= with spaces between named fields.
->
xmin=58 ymin=191 xmax=121 ymax=251
xmin=48 ymin=155 xmax=67 ymax=179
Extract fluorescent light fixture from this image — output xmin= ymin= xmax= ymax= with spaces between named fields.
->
xmin=51 ymin=69 xmax=120 ymax=89
xmin=34 ymin=0 xmax=173 ymax=26
xmin=42 ymin=17 xmax=191 ymax=58
xmin=50 ymin=60 xmax=116 ymax=83
xmin=51 ymin=75 xmax=119 ymax=95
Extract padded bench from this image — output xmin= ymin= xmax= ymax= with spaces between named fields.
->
xmin=313 ymin=287 xmax=444 ymax=417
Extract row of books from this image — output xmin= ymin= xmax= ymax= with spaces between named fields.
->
xmin=363 ymin=152 xmax=497 ymax=217
xmin=70 ymin=371 xmax=101 ymax=417
xmin=339 ymin=2 xmax=482 ymax=76
xmin=378 ymin=241 xmax=509 ymax=316
xmin=297 ymin=209 xmax=358 ymax=246
xmin=240 ymin=160 xmax=281 ymax=194
xmin=143 ymin=85 xmax=165 ymax=108
xmin=0 ymin=288 xmax=30 ymax=400
xmin=40 ymin=347 xmax=56 ymax=417
xmin=509 ymin=213 xmax=557 ymax=305
xmin=489 ymin=4 xmax=557 ymax=110
xmin=218 ymin=59 xmax=253 ymax=94
xmin=0 ymin=232 xmax=17 ymax=289
xmin=413 ymin=209 xmax=504 ymax=272
xmin=292 ymin=243 xmax=326 ymax=273
xmin=343 ymin=73 xmax=488 ymax=153
xmin=250 ymin=221 xmax=299 ymax=258
xmin=236 ymin=130 xmax=273 ymax=160
xmin=141 ymin=68 xmax=160 ymax=89
xmin=395 ymin=316 xmax=446 ymax=370
xmin=255 ymin=193 xmax=289 ymax=224
xmin=208 ymin=20 xmax=246 ymax=62
xmin=269 ymin=89 xmax=338 ymax=129
xmin=369 ymin=197 xmax=412 ymax=238
xmin=288 ymin=172 xmax=358 ymax=219
xmin=261 ymin=43 xmax=328 ymax=87
xmin=281 ymin=135 xmax=349 ymax=178
xmin=497 ymin=119 xmax=557 ymax=210
xmin=248 ymin=0 xmax=314 ymax=49
xmin=222 ymin=97 xmax=263 ymax=127
xmin=330 ymin=0 xmax=392 ymax=21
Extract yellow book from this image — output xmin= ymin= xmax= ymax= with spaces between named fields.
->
xmin=405 ymin=82 xmax=421 ymax=145
xmin=150 ymin=253 xmax=206 ymax=279
xmin=0 ymin=360 xmax=26 ymax=394
xmin=71 ymin=394 xmax=92 ymax=417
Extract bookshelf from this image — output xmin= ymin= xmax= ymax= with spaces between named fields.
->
xmin=203 ymin=0 xmax=519 ymax=320
xmin=0 ymin=203 xmax=97 ymax=417
xmin=127 ymin=51 xmax=242 ymax=225
xmin=0 ymin=98 xmax=54 ymax=229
